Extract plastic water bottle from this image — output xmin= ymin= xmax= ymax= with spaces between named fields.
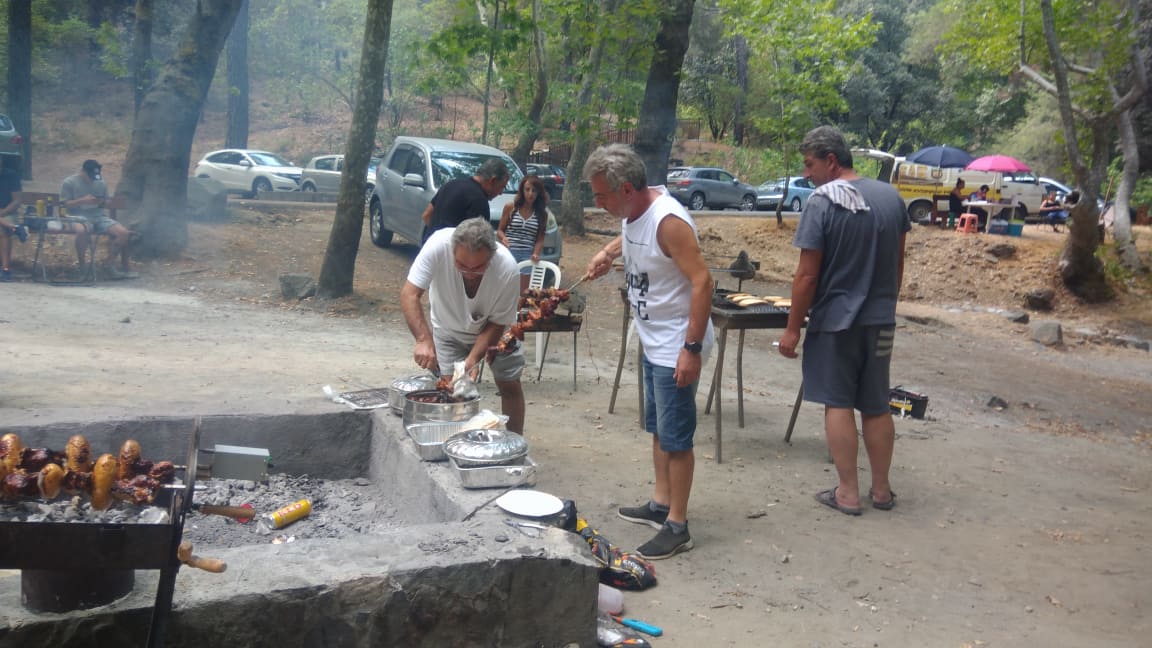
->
xmin=597 ymin=583 xmax=623 ymax=615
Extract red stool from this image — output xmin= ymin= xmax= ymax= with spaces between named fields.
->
xmin=956 ymin=213 xmax=979 ymax=234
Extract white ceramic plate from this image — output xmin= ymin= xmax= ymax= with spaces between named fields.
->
xmin=495 ymin=489 xmax=564 ymax=518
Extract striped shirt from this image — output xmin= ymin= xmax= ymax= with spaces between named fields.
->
xmin=504 ymin=209 xmax=542 ymax=253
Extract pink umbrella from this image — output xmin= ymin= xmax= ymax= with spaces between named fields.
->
xmin=965 ymin=155 xmax=1032 ymax=173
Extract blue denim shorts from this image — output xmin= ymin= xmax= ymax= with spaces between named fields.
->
xmin=642 ymin=355 xmax=699 ymax=452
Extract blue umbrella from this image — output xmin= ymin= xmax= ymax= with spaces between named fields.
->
xmin=905 ymin=145 xmax=974 ymax=168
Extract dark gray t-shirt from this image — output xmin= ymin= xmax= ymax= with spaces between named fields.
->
xmin=792 ymin=177 xmax=911 ymax=332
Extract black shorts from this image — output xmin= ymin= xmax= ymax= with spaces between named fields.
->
xmin=801 ymin=325 xmax=895 ymax=415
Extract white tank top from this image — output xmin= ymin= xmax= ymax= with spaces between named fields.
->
xmin=622 ymin=188 xmax=715 ymax=368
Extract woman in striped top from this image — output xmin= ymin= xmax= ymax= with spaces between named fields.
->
xmin=497 ymin=174 xmax=549 ymax=293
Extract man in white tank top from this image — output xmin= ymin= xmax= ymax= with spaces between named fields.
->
xmin=583 ymin=144 xmax=715 ymax=560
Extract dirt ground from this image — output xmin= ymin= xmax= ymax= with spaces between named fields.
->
xmin=3 ymin=197 xmax=1152 ymax=647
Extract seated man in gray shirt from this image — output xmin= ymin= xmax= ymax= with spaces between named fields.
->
xmin=61 ymin=159 xmax=135 ymax=279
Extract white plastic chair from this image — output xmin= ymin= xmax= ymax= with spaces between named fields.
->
xmin=516 ymin=260 xmax=561 ymax=371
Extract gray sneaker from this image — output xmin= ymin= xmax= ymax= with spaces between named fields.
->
xmin=617 ymin=502 xmax=668 ymax=530
xmin=636 ymin=523 xmax=693 ymax=560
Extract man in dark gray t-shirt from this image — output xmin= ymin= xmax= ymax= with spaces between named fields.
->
xmin=778 ymin=126 xmax=910 ymax=517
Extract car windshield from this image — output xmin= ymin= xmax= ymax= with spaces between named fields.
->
xmin=759 ymin=181 xmax=784 ymax=193
xmin=367 ymin=158 xmax=380 ymax=175
xmin=430 ymin=151 xmax=522 ymax=194
xmin=667 ymin=168 xmax=691 ymax=180
xmin=249 ymin=152 xmax=294 ymax=167
xmin=0 ymin=114 xmax=12 ymax=130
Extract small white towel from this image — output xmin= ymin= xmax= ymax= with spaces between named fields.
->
xmin=813 ymin=179 xmax=868 ymax=212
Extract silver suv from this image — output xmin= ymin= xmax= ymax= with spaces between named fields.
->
xmin=368 ymin=136 xmax=562 ymax=263
xmin=667 ymin=166 xmax=757 ymax=211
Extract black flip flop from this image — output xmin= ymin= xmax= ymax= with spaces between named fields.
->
xmin=814 ymin=487 xmax=862 ymax=516
xmin=868 ymin=489 xmax=897 ymax=511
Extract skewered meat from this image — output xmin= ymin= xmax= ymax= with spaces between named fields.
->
xmin=39 ymin=464 xmax=65 ymax=499
xmin=91 ymin=454 xmax=117 ymax=511
xmin=66 ymin=435 xmax=93 ymax=473
xmin=61 ymin=469 xmax=93 ymax=495
xmin=2 ymin=472 xmax=39 ymax=498
xmin=118 ymin=439 xmax=142 ymax=481
xmin=147 ymin=460 xmax=176 ymax=484
xmin=18 ymin=447 xmax=66 ymax=473
xmin=0 ymin=433 xmax=22 ymax=476
xmin=112 ymin=474 xmax=162 ymax=505
xmin=522 ymin=287 xmax=570 ymax=301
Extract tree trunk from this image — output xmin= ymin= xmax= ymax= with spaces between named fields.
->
xmin=508 ymin=0 xmax=547 ymax=170
xmin=316 ymin=0 xmax=395 ymax=298
xmin=132 ymin=0 xmax=154 ymax=113
xmin=118 ymin=0 xmax=243 ymax=259
xmin=1038 ymin=0 xmax=1111 ymax=302
xmin=732 ymin=35 xmax=748 ymax=146
xmin=7 ymin=0 xmax=33 ymax=179
xmin=1110 ymin=105 xmax=1145 ymax=271
xmin=560 ymin=0 xmax=619 ymax=236
xmin=634 ymin=0 xmax=695 ymax=187
xmin=225 ymin=0 xmax=250 ymax=148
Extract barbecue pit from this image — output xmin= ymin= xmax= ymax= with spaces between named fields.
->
xmin=0 ymin=410 xmax=598 ymax=647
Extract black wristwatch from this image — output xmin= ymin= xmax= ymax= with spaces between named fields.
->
xmin=683 ymin=340 xmax=703 ymax=354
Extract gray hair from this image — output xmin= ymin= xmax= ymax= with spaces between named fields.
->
xmin=582 ymin=143 xmax=647 ymax=192
xmin=476 ymin=158 xmax=510 ymax=182
xmin=451 ymin=217 xmax=497 ymax=253
xmin=800 ymin=126 xmax=854 ymax=169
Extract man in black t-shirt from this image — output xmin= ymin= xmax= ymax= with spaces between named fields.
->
xmin=420 ymin=158 xmax=510 ymax=245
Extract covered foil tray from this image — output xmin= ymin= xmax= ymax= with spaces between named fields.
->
xmin=449 ymin=455 xmax=537 ymax=489
xmin=405 ymin=420 xmax=470 ymax=461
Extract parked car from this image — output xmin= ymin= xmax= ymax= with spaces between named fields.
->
xmin=1039 ymin=176 xmax=1104 ymax=210
xmin=367 ymin=136 xmax=562 ymax=263
xmin=300 ymin=154 xmax=381 ymax=202
xmin=193 ymin=149 xmax=302 ymax=198
xmin=0 ymin=113 xmax=22 ymax=158
xmin=756 ymin=176 xmax=815 ymax=212
xmin=526 ymin=163 xmax=565 ymax=200
xmin=666 ymin=167 xmax=757 ymax=211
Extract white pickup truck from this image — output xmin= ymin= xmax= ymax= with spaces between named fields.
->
xmin=853 ymin=149 xmax=1047 ymax=223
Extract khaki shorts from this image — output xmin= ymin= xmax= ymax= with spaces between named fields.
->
xmin=432 ymin=327 xmax=524 ymax=382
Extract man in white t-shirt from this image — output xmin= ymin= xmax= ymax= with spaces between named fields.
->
xmin=583 ymin=143 xmax=715 ymax=560
xmin=400 ymin=218 xmax=526 ymax=432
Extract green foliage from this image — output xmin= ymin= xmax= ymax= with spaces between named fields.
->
xmin=719 ymin=0 xmax=875 ymax=159
xmin=95 ymin=21 xmax=129 ymax=78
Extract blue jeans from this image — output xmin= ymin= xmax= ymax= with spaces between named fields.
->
xmin=642 ymin=355 xmax=699 ymax=452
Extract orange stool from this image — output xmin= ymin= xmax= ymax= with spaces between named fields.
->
xmin=956 ymin=213 xmax=979 ymax=234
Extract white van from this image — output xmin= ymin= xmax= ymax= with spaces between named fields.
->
xmin=853 ymin=149 xmax=1046 ymax=223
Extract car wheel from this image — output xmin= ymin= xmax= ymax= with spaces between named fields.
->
xmin=252 ymin=177 xmax=273 ymax=199
xmin=908 ymin=201 xmax=932 ymax=224
xmin=739 ymin=194 xmax=756 ymax=211
xmin=301 ymin=181 xmax=316 ymax=192
xmin=368 ymin=199 xmax=394 ymax=248
xmin=1015 ymin=205 xmax=1029 ymax=221
xmin=790 ymin=197 xmax=802 ymax=212
xmin=689 ymin=192 xmax=706 ymax=211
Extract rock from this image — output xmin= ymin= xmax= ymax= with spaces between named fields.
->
xmin=987 ymin=395 xmax=1009 ymax=410
xmin=1001 ymin=310 xmax=1029 ymax=323
xmin=187 ymin=176 xmax=229 ymax=222
xmin=986 ymin=243 xmax=1016 ymax=259
xmin=1024 ymin=288 xmax=1056 ymax=311
xmin=279 ymin=272 xmax=316 ymax=299
xmin=1030 ymin=320 xmax=1063 ymax=346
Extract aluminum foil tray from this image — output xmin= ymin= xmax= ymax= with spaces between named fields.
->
xmin=405 ymin=420 xmax=470 ymax=461
xmin=449 ymin=455 xmax=538 ymax=489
